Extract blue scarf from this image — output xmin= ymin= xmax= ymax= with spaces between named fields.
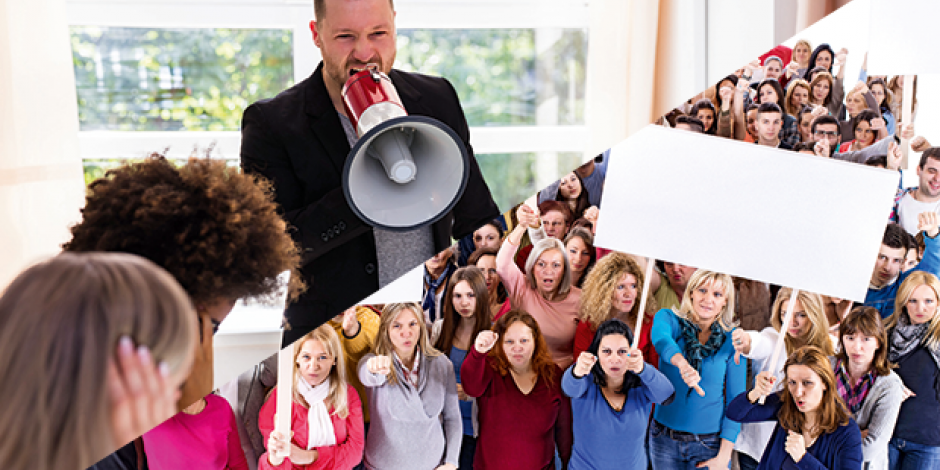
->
xmin=422 ymin=262 xmax=455 ymax=323
xmin=676 ymin=315 xmax=726 ymax=374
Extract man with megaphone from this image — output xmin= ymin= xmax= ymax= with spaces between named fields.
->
xmin=241 ymin=0 xmax=499 ymax=346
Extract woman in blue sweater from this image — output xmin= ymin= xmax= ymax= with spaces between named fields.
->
xmin=726 ymin=346 xmax=863 ymax=469
xmin=650 ymin=270 xmax=746 ymax=469
xmin=562 ymin=319 xmax=673 ymax=469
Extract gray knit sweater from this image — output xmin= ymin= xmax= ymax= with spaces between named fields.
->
xmin=830 ymin=357 xmax=905 ymax=470
xmin=358 ymin=352 xmax=462 ymax=470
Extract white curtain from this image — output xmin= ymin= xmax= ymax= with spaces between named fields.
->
xmin=0 ymin=0 xmax=85 ymax=289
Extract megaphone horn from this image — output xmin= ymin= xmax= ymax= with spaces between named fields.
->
xmin=341 ymin=64 xmax=470 ymax=231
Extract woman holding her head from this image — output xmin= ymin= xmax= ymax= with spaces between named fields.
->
xmin=730 ymin=288 xmax=835 ymax=469
xmin=572 ymin=252 xmax=659 ymax=368
xmin=649 ymin=270 xmax=746 ymax=470
xmin=726 ymin=346 xmax=863 ymax=469
xmin=885 ymin=272 xmax=940 ymax=470
xmin=461 ymin=310 xmax=573 ymax=469
xmin=0 ymin=253 xmax=197 ymax=470
xmin=259 ymin=325 xmax=364 ymax=469
xmin=468 ymin=247 xmax=511 ymax=322
xmin=564 ymin=227 xmax=596 ymax=289
xmin=358 ymin=303 xmax=461 ymax=470
xmin=498 ymin=204 xmax=582 ymax=369
xmin=831 ymin=307 xmax=904 ymax=470
xmin=431 ymin=267 xmax=492 ymax=470
xmin=563 ymin=319 xmax=673 ymax=469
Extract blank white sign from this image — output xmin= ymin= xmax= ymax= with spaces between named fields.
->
xmin=868 ymin=0 xmax=940 ymax=74
xmin=359 ymin=263 xmax=424 ymax=304
xmin=594 ymin=126 xmax=898 ymax=302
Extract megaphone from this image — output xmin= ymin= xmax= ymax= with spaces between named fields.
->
xmin=341 ymin=64 xmax=470 ymax=231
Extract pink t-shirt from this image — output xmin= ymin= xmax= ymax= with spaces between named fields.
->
xmin=497 ymin=238 xmax=581 ymax=369
xmin=143 ymin=393 xmax=248 ymax=470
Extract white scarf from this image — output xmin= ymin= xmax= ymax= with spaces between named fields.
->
xmin=296 ymin=376 xmax=336 ymax=449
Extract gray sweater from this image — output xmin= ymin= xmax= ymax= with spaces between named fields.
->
xmin=830 ymin=358 xmax=905 ymax=470
xmin=358 ymin=352 xmax=462 ymax=470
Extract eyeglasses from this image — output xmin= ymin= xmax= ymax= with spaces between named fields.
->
xmin=813 ymin=131 xmax=839 ymax=137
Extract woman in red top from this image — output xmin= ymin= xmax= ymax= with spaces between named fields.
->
xmin=260 ymin=325 xmax=364 ymax=469
xmin=573 ymin=252 xmax=659 ymax=368
xmin=468 ymin=247 xmax=511 ymax=323
xmin=461 ymin=310 xmax=573 ymax=470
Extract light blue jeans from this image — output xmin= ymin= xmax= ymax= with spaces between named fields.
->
xmin=889 ymin=437 xmax=940 ymax=470
xmin=649 ymin=421 xmax=728 ymax=470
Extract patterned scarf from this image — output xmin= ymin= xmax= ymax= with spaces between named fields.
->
xmin=888 ymin=313 xmax=940 ymax=370
xmin=422 ymin=262 xmax=455 ymax=323
xmin=834 ymin=358 xmax=875 ymax=414
xmin=676 ymin=316 xmax=726 ymax=374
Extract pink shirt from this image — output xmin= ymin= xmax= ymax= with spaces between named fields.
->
xmin=496 ymin=238 xmax=581 ymax=369
xmin=143 ymin=394 xmax=249 ymax=470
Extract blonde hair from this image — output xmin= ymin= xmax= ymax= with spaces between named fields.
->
xmin=675 ymin=270 xmax=736 ymax=331
xmin=293 ymin=325 xmax=349 ymax=419
xmin=794 ymin=39 xmax=813 ymax=61
xmin=785 ymin=79 xmax=811 ymax=116
xmin=373 ymin=303 xmax=441 ymax=386
xmin=524 ymin=238 xmax=573 ymax=298
xmin=0 ymin=253 xmax=197 ymax=470
xmin=889 ymin=271 xmax=940 ymax=350
xmin=578 ymin=252 xmax=657 ymax=329
xmin=770 ymin=287 xmax=834 ymax=356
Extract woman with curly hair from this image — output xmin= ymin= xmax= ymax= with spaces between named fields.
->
xmin=885 ymin=272 xmax=940 ymax=470
xmin=0 ymin=253 xmax=197 ymax=470
xmin=467 ymin=247 xmax=511 ymax=322
xmin=357 ymin=303 xmax=461 ymax=470
xmin=564 ymin=227 xmax=596 ymax=289
xmin=462 ymin=310 xmax=573 ymax=470
xmin=563 ymin=319 xmax=673 ymax=469
xmin=259 ymin=325 xmax=364 ymax=469
xmin=65 ymin=154 xmax=302 ymax=470
xmin=727 ymin=346 xmax=863 ymax=469
xmin=730 ymin=288 xmax=835 ymax=470
xmin=572 ymin=252 xmax=658 ymax=368
xmin=649 ymin=270 xmax=745 ymax=470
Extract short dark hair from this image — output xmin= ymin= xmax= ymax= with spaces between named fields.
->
xmin=537 ymin=200 xmax=573 ymax=226
xmin=315 ymin=0 xmax=395 ymax=21
xmin=793 ymin=141 xmax=818 ymax=153
xmin=811 ymin=115 xmax=839 ymax=134
xmin=675 ymin=115 xmax=704 ymax=133
xmin=919 ymin=147 xmax=940 ymax=169
xmin=756 ymin=102 xmax=783 ymax=117
xmin=883 ymin=223 xmax=911 ymax=254
xmin=865 ymin=155 xmax=888 ymax=168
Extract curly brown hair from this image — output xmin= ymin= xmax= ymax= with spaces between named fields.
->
xmin=63 ymin=154 xmax=303 ymax=305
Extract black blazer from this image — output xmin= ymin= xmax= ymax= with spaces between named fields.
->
xmin=241 ymin=63 xmax=499 ymax=344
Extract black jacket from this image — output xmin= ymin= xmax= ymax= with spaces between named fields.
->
xmin=241 ymin=63 xmax=498 ymax=345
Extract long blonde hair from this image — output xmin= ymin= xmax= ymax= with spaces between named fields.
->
xmin=889 ymin=271 xmax=940 ymax=350
xmin=770 ymin=287 xmax=834 ymax=356
xmin=0 ymin=253 xmax=197 ymax=470
xmin=293 ymin=325 xmax=349 ymax=419
xmin=674 ymin=270 xmax=736 ymax=331
xmin=578 ymin=252 xmax=657 ymax=329
xmin=373 ymin=303 xmax=441 ymax=386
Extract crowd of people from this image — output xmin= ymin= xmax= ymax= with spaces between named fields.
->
xmin=5 ymin=11 xmax=940 ymax=470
